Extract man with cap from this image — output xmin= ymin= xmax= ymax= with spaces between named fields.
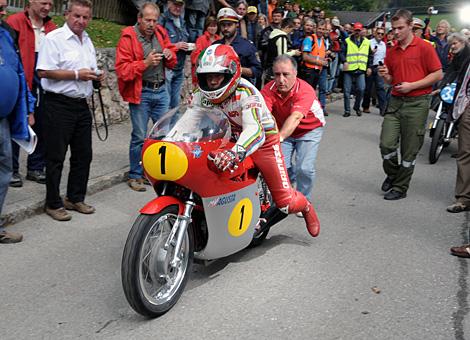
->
xmin=412 ymin=17 xmax=434 ymax=46
xmin=340 ymin=21 xmax=373 ymax=117
xmin=159 ymin=0 xmax=189 ymax=109
xmin=214 ymin=7 xmax=261 ymax=84
xmin=246 ymin=6 xmax=261 ymax=45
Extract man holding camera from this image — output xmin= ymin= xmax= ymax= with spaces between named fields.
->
xmin=116 ymin=2 xmax=176 ymax=192
xmin=37 ymin=0 xmax=103 ymax=221
xmin=378 ymin=9 xmax=442 ymax=200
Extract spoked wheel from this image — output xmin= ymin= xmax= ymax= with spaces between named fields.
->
xmin=121 ymin=206 xmax=193 ymax=317
xmin=429 ymin=119 xmax=446 ymax=164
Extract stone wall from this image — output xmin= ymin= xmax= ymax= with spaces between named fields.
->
xmin=93 ymin=48 xmax=194 ymax=126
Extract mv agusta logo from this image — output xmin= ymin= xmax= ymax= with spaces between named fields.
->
xmin=208 ymin=193 xmax=236 ymax=207
xmin=273 ymin=144 xmax=290 ymax=189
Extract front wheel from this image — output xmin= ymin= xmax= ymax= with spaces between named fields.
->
xmin=429 ymin=119 xmax=446 ymax=164
xmin=121 ymin=206 xmax=193 ymax=317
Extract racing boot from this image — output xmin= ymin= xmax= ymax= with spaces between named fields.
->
xmin=255 ymin=205 xmax=288 ymax=236
xmin=288 ymin=191 xmax=320 ymax=237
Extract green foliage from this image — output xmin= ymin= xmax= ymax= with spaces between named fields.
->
xmin=51 ymin=15 xmax=124 ymax=48
xmin=415 ymin=13 xmax=461 ymax=30
xmin=297 ymin=0 xmax=382 ymax=12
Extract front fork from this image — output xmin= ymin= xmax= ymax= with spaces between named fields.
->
xmin=165 ymin=192 xmax=195 ymax=269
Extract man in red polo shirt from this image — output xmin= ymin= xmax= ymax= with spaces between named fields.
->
xmin=261 ymin=54 xmax=325 ymax=206
xmin=378 ymin=9 xmax=442 ymax=200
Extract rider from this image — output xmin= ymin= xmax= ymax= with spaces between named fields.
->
xmin=192 ymin=44 xmax=320 ymax=237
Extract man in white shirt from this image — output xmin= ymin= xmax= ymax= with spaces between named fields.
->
xmin=37 ymin=0 xmax=103 ymax=221
xmin=362 ymin=27 xmax=387 ymax=115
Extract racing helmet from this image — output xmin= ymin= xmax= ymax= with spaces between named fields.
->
xmin=196 ymin=44 xmax=241 ymax=104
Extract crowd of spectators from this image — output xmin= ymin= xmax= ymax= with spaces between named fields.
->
xmin=1 ymin=0 xmax=470 ymax=247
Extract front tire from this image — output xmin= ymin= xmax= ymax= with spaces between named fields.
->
xmin=429 ymin=119 xmax=446 ymax=164
xmin=121 ymin=206 xmax=193 ymax=317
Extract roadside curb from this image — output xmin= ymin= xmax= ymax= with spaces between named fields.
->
xmin=3 ymin=168 xmax=129 ymax=227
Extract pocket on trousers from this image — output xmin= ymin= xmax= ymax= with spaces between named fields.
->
xmin=385 ymin=97 xmax=401 ymax=114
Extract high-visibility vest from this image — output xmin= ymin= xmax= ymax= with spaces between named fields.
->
xmin=345 ymin=37 xmax=370 ymax=71
xmin=303 ymin=34 xmax=326 ymax=70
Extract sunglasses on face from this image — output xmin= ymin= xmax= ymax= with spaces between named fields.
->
xmin=376 ymin=32 xmax=384 ymax=35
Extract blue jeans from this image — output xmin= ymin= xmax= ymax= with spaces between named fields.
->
xmin=343 ymin=71 xmax=365 ymax=113
xmin=128 ymin=87 xmax=169 ymax=179
xmin=186 ymin=9 xmax=206 ymax=43
xmin=362 ymin=67 xmax=387 ymax=112
xmin=327 ymin=57 xmax=339 ymax=93
xmin=319 ymin=68 xmax=328 ymax=110
xmin=281 ymin=127 xmax=324 ymax=201
xmin=0 ymin=118 xmax=13 ymax=221
xmin=165 ymin=68 xmax=184 ymax=109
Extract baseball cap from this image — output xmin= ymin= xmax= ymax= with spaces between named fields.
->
xmin=170 ymin=0 xmax=185 ymax=4
xmin=217 ymin=7 xmax=241 ymax=22
xmin=313 ymin=7 xmax=321 ymax=13
xmin=412 ymin=17 xmax=424 ymax=29
xmin=331 ymin=18 xmax=340 ymax=27
xmin=247 ymin=6 xmax=257 ymax=14
xmin=353 ymin=22 xmax=363 ymax=30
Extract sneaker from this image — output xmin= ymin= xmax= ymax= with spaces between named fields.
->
xmin=64 ymin=198 xmax=95 ymax=214
xmin=446 ymin=202 xmax=469 ymax=213
xmin=9 ymin=172 xmax=23 ymax=188
xmin=343 ymin=112 xmax=351 ymax=117
xmin=384 ymin=190 xmax=407 ymax=200
xmin=363 ymin=108 xmax=371 ymax=113
xmin=381 ymin=176 xmax=394 ymax=192
xmin=128 ymin=178 xmax=146 ymax=192
xmin=0 ymin=229 xmax=23 ymax=244
xmin=323 ymin=109 xmax=329 ymax=116
xmin=450 ymin=244 xmax=470 ymax=258
xmin=45 ymin=207 xmax=72 ymax=221
xmin=26 ymin=170 xmax=46 ymax=184
xmin=355 ymin=109 xmax=362 ymax=116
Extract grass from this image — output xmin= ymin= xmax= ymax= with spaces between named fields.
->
xmin=415 ymin=12 xmax=464 ymax=31
xmin=51 ymin=15 xmax=125 ymax=48
xmin=5 ymin=11 xmax=125 ymax=48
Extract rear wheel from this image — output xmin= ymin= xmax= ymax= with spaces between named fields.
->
xmin=429 ymin=119 xmax=446 ymax=164
xmin=121 ymin=206 xmax=193 ymax=317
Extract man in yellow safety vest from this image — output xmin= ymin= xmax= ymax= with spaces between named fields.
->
xmin=340 ymin=22 xmax=373 ymax=117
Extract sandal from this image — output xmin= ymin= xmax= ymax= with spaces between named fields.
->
xmin=447 ymin=202 xmax=470 ymax=213
xmin=0 ymin=230 xmax=23 ymax=244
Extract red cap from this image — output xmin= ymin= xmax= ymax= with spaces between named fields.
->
xmin=353 ymin=22 xmax=363 ymax=30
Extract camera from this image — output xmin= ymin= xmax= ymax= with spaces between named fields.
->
xmin=93 ymin=69 xmax=102 ymax=89
xmin=427 ymin=6 xmax=438 ymax=15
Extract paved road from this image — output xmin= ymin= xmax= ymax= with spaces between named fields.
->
xmin=2 ymin=100 xmax=469 ymax=339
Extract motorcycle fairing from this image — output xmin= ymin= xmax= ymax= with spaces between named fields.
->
xmin=194 ymin=182 xmax=261 ymax=260
xmin=142 ymin=140 xmax=258 ymax=197
xmin=140 ymin=196 xmax=185 ymax=215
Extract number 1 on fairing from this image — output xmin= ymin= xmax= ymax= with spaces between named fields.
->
xmin=239 ymin=205 xmax=245 ymax=230
xmin=158 ymin=146 xmax=167 ymax=174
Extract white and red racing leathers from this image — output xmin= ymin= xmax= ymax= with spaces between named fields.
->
xmin=191 ymin=78 xmax=318 ymax=234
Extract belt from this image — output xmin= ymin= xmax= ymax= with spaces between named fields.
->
xmin=44 ymin=91 xmax=87 ymax=103
xmin=391 ymin=94 xmax=430 ymax=102
xmin=142 ymin=80 xmax=165 ymax=90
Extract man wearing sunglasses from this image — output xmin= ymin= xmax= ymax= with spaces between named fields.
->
xmin=362 ymin=27 xmax=387 ymax=116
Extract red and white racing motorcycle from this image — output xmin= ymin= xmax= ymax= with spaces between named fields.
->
xmin=121 ymin=105 xmax=319 ymax=317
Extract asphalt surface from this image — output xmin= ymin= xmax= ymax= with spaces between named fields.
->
xmin=1 ymin=100 xmax=469 ymax=340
